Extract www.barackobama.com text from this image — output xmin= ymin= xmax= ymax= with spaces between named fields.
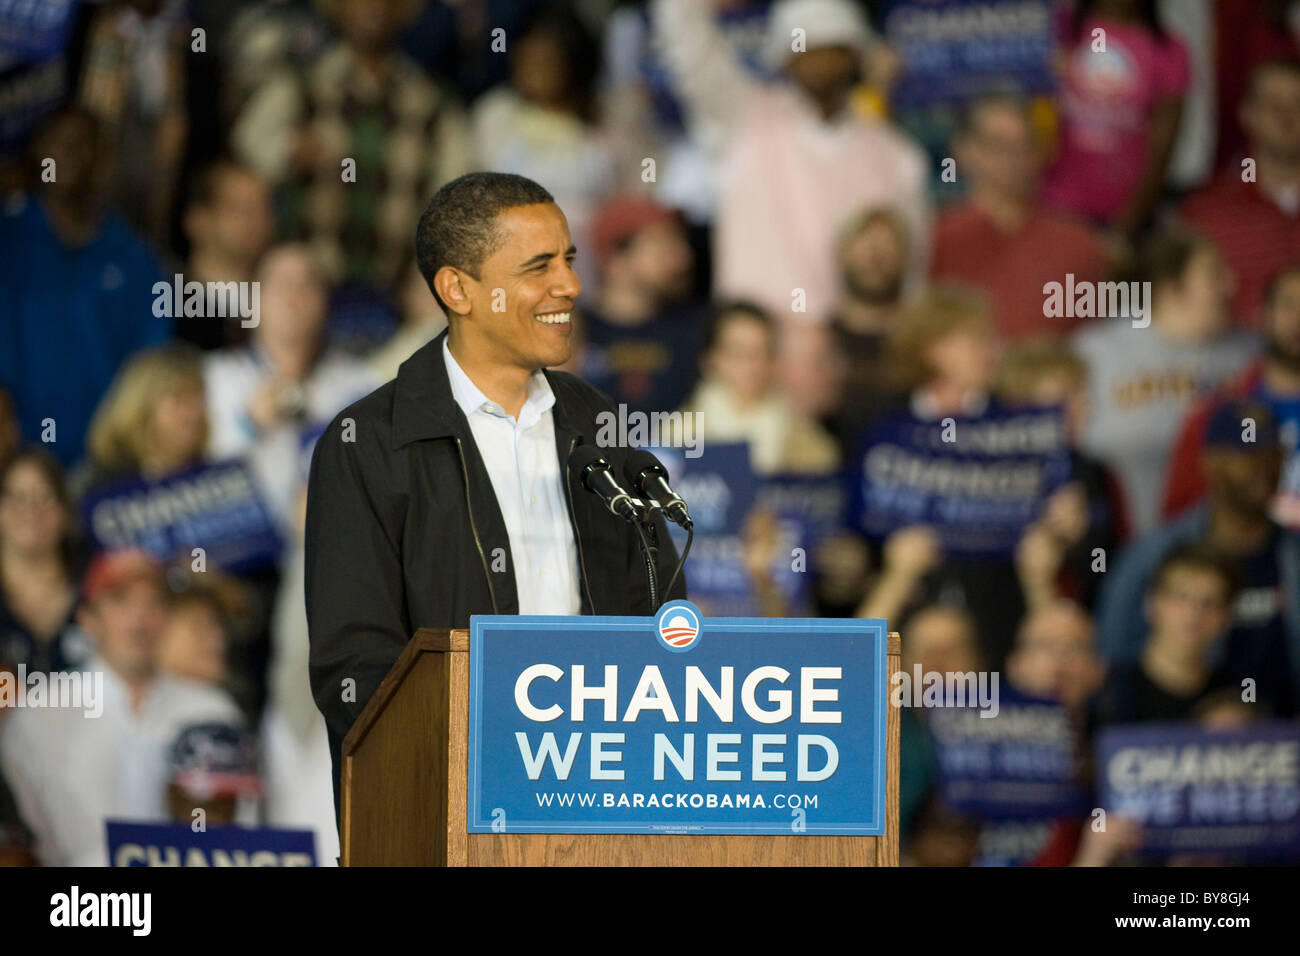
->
xmin=536 ymin=791 xmax=820 ymax=810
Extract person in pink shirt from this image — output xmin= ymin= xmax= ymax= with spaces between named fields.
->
xmin=1041 ymin=0 xmax=1191 ymax=236
xmin=651 ymin=0 xmax=930 ymax=329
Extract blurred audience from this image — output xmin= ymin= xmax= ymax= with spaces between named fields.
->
xmin=0 ymin=106 xmax=169 ymax=466
xmin=652 ymin=0 xmax=929 ymax=327
xmin=176 ymin=159 xmax=277 ymax=351
xmin=932 ymin=94 xmax=1110 ymax=340
xmin=470 ymin=5 xmax=616 ymax=293
xmin=231 ymin=0 xmax=472 ymax=292
xmin=1211 ymin=2 xmax=1300 ymax=169
xmin=0 ymin=550 xmax=243 ymax=865
xmin=0 ymin=387 xmax=17 ymax=469
xmin=1097 ymin=400 xmax=1297 ymax=715
xmin=83 ymin=344 xmax=209 ymax=488
xmin=825 ymin=206 xmax=910 ymax=457
xmin=165 ymin=720 xmax=261 ymax=827
xmin=1096 ymin=542 xmax=1240 ymax=723
xmin=896 ymin=604 xmax=983 ymax=859
xmin=677 ymin=301 xmax=839 ymax=475
xmin=75 ymin=0 xmax=191 ymax=248
xmin=1041 ymin=0 xmax=1190 ymax=236
xmin=858 ymin=290 xmax=1027 ymax=666
xmin=1073 ymin=230 xmax=1257 ymax=534
xmin=997 ymin=340 xmax=1130 ymax=610
xmin=602 ymin=0 xmax=773 ymax=224
xmin=1164 ymin=262 xmax=1300 ymax=526
xmin=1181 ymin=58 xmax=1300 ymax=327
xmin=0 ymin=450 xmax=88 ymax=674
xmin=367 ymin=258 xmax=448 ymax=383
xmin=203 ymin=243 xmax=378 ymax=530
xmin=580 ymin=195 xmax=705 ymax=415
xmin=156 ymin=569 xmax=247 ymax=689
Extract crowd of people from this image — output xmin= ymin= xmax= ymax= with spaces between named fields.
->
xmin=1 ymin=0 xmax=1299 ymax=867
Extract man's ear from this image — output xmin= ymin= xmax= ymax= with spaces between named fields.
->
xmin=434 ymin=266 xmax=474 ymax=317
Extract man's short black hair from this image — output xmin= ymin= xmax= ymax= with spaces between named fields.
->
xmin=415 ymin=172 xmax=555 ymax=312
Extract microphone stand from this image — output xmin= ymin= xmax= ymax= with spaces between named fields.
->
xmin=631 ymin=503 xmax=660 ymax=612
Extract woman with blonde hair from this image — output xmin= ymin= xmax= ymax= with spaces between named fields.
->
xmin=85 ymin=344 xmax=209 ymax=482
xmin=855 ymin=289 xmax=1031 ymax=668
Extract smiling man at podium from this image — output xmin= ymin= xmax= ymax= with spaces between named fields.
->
xmin=304 ymin=172 xmax=684 ymax=821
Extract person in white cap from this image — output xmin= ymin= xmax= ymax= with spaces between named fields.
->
xmin=651 ymin=0 xmax=929 ymax=335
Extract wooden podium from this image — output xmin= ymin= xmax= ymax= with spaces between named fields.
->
xmin=340 ymin=628 xmax=902 ymax=866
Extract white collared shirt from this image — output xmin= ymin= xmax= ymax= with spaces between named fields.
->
xmin=443 ymin=341 xmax=582 ymax=615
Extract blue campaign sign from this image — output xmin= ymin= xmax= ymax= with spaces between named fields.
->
xmin=1096 ymin=721 xmax=1300 ymax=861
xmin=927 ymin=684 xmax=1088 ymax=821
xmin=81 ymin=459 xmax=283 ymax=573
xmin=106 ymin=821 xmax=316 ymax=867
xmin=656 ymin=443 xmax=809 ymax=617
xmin=658 ymin=442 xmax=756 ymax=536
xmin=854 ymin=402 xmax=1072 ymax=558
xmin=883 ymin=0 xmax=1057 ymax=109
xmin=0 ymin=0 xmax=77 ymax=61
xmin=757 ymin=472 xmax=850 ymax=549
xmin=467 ymin=603 xmax=888 ymax=836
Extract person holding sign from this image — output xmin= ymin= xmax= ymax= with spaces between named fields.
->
xmin=304 ymin=173 xmax=684 ymax=821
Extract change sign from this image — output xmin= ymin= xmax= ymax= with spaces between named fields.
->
xmin=467 ymin=603 xmax=888 ymax=835
xmin=81 ymin=459 xmax=283 ymax=573
xmin=883 ymin=0 xmax=1056 ymax=109
xmin=928 ymin=685 xmax=1088 ymax=820
xmin=854 ymin=402 xmax=1072 ymax=557
xmin=107 ymin=822 xmax=316 ymax=867
xmin=1096 ymin=722 xmax=1300 ymax=861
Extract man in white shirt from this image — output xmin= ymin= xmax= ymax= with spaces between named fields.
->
xmin=0 ymin=550 xmax=242 ymax=866
xmin=305 ymin=173 xmax=685 ymax=813
xmin=442 ymin=338 xmax=581 ymax=615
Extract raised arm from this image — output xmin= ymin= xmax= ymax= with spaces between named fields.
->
xmin=650 ymin=0 xmax=760 ymax=143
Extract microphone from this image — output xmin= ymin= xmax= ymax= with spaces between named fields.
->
xmin=623 ymin=450 xmax=693 ymax=530
xmin=569 ymin=445 xmax=642 ymax=522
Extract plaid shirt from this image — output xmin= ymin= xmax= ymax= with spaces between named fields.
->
xmin=232 ymin=43 xmax=474 ymax=291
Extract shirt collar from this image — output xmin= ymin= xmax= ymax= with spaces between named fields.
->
xmin=442 ymin=338 xmax=555 ymax=428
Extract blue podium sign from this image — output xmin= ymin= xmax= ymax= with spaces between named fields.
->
xmin=467 ymin=603 xmax=888 ymax=836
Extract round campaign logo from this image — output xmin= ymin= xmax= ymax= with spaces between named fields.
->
xmin=655 ymin=601 xmax=702 ymax=653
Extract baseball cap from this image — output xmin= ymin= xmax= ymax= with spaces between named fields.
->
xmin=167 ymin=721 xmax=261 ymax=801
xmin=81 ymin=549 xmax=165 ymax=606
xmin=591 ymin=196 xmax=682 ymax=271
xmin=1204 ymin=399 xmax=1279 ymax=451
xmin=765 ymin=0 xmax=873 ymax=69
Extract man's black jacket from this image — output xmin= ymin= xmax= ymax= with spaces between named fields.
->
xmin=304 ymin=329 xmax=684 ymax=809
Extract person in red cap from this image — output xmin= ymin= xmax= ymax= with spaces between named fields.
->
xmin=579 ymin=195 xmax=706 ymax=416
xmin=0 ymin=549 xmax=243 ymax=865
